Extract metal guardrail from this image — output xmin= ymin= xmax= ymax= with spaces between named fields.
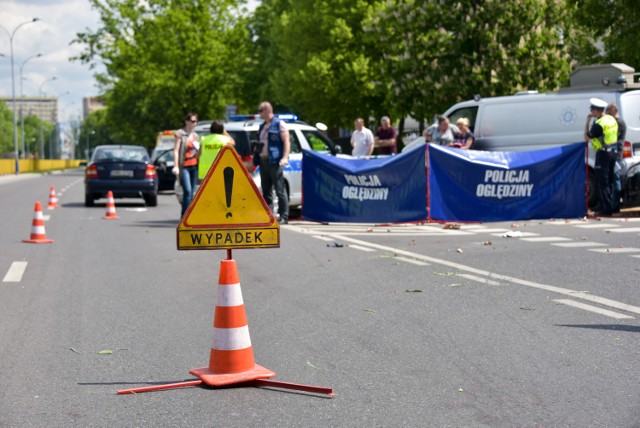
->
xmin=0 ymin=159 xmax=84 ymax=175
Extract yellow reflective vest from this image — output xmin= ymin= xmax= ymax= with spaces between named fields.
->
xmin=198 ymin=133 xmax=232 ymax=179
xmin=591 ymin=114 xmax=618 ymax=151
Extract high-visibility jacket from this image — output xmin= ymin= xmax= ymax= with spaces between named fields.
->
xmin=591 ymin=114 xmax=618 ymax=151
xmin=198 ymin=133 xmax=232 ymax=179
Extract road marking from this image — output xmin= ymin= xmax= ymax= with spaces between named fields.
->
xmin=457 ymin=273 xmax=503 ymax=286
xmin=521 ymin=236 xmax=572 ymax=242
xmin=605 ymin=227 xmax=640 ymax=233
xmin=575 ymin=223 xmax=620 ymax=229
xmin=393 ymin=256 xmax=428 ymax=266
xmin=3 ymin=261 xmax=27 ymax=282
xmin=312 ymin=235 xmax=335 ymax=242
xmin=589 ymin=247 xmax=640 ymax=254
xmin=312 ymin=232 xmax=640 ymax=316
xmin=552 ymin=241 xmax=607 ymax=248
xmin=492 ymin=231 xmax=540 ymax=237
xmin=348 ymin=244 xmax=376 ymax=252
xmin=553 ymin=299 xmax=634 ymax=319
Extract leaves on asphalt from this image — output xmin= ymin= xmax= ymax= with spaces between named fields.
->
xmin=404 ymin=289 xmax=423 ymax=293
xmin=69 ymin=348 xmax=80 ymax=354
xmin=363 ymin=308 xmax=376 ymax=313
xmin=326 ymin=242 xmax=344 ymax=248
xmin=97 ymin=350 xmax=113 ymax=355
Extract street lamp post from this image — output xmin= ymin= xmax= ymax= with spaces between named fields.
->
xmin=0 ymin=18 xmax=41 ymax=174
xmin=87 ymin=129 xmax=95 ymax=160
xmin=20 ymin=53 xmax=43 ymax=159
xmin=38 ymin=76 xmax=57 ymax=159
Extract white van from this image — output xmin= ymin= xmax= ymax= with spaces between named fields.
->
xmin=442 ymin=63 xmax=640 ymax=207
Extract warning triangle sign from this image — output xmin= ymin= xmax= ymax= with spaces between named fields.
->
xmin=177 ymin=146 xmax=279 ymax=250
xmin=180 ymin=145 xmax=276 ymax=228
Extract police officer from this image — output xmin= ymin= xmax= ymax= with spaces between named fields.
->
xmin=257 ymin=101 xmax=291 ymax=224
xmin=584 ymin=98 xmax=619 ymax=216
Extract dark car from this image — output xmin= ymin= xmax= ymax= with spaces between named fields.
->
xmin=84 ymin=145 xmax=159 ymax=207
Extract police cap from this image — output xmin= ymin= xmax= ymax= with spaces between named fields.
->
xmin=589 ymin=98 xmax=607 ymax=110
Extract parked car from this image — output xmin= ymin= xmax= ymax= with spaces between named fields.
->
xmin=84 ymin=145 xmax=158 ymax=207
xmin=177 ymin=115 xmax=342 ymax=216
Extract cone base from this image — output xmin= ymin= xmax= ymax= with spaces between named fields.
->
xmin=189 ymin=364 xmax=275 ymax=387
xmin=47 ymin=205 xmax=57 ymax=210
xmin=102 ymin=215 xmax=119 ymax=219
xmin=23 ymin=238 xmax=54 ymax=244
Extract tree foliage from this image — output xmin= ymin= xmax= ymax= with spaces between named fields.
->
xmin=365 ymin=0 xmax=574 ymax=124
xmin=572 ymin=0 xmax=640 ymax=71
xmin=249 ymin=0 xmax=381 ymax=128
xmin=73 ymin=0 xmax=252 ymax=149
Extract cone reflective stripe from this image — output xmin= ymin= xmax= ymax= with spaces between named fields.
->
xmin=189 ymin=259 xmax=275 ymax=385
xmin=23 ymin=201 xmax=53 ymax=244
xmin=47 ymin=186 xmax=58 ymax=209
xmin=103 ymin=191 xmax=119 ymax=219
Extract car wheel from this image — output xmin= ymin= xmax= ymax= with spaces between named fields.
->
xmin=85 ymin=194 xmax=95 ymax=207
xmin=144 ymin=194 xmax=158 ymax=207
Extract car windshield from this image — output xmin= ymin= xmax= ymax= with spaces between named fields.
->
xmin=94 ymin=147 xmax=149 ymax=162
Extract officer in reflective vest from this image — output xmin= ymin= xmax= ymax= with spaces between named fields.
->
xmin=198 ymin=120 xmax=235 ymax=179
xmin=584 ymin=97 xmax=619 ymax=216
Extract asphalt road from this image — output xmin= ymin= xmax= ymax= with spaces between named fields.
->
xmin=1 ymin=169 xmax=639 ymax=427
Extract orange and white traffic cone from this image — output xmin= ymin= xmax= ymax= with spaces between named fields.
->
xmin=102 ymin=191 xmax=119 ymax=219
xmin=23 ymin=201 xmax=53 ymax=244
xmin=47 ymin=186 xmax=59 ymax=209
xmin=189 ymin=259 xmax=275 ymax=386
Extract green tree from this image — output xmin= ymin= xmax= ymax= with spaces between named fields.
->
xmin=250 ymin=0 xmax=381 ymax=128
xmin=366 ymin=0 xmax=574 ymax=125
xmin=0 ymin=101 xmax=13 ymax=157
xmin=73 ymin=0 xmax=252 ymax=147
xmin=572 ymin=0 xmax=640 ymax=70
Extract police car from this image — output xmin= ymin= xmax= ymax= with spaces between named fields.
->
xmin=176 ymin=114 xmax=342 ymax=217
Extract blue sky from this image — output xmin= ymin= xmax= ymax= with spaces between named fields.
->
xmin=0 ymin=0 xmax=103 ymax=122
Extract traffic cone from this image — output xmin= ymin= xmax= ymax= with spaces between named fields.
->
xmin=189 ymin=259 xmax=275 ymax=386
xmin=102 ymin=191 xmax=119 ymax=219
xmin=46 ymin=186 xmax=58 ymax=209
xmin=23 ymin=201 xmax=53 ymax=244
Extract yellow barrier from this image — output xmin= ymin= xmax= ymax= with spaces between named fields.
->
xmin=0 ymin=159 xmax=84 ymax=175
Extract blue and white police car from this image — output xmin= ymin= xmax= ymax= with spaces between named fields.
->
xmin=176 ymin=114 xmax=343 ymax=217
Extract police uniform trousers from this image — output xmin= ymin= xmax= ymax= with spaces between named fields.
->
xmin=594 ymin=146 xmax=617 ymax=214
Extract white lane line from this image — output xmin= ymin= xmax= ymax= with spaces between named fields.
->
xmin=320 ymin=233 xmax=640 ymax=316
xmin=521 ymin=236 xmax=572 ymax=242
xmin=553 ymin=299 xmax=634 ymax=319
xmin=393 ymin=256 xmax=428 ymax=266
xmin=348 ymin=244 xmax=376 ymax=252
xmin=589 ymin=247 xmax=640 ymax=254
xmin=3 ymin=261 xmax=28 ymax=282
xmin=575 ymin=224 xmax=620 ymax=229
xmin=605 ymin=227 xmax=640 ymax=233
xmin=473 ymin=228 xmax=510 ymax=233
xmin=312 ymin=235 xmax=335 ymax=242
xmin=457 ymin=273 xmax=503 ymax=286
xmin=491 ymin=232 xmax=540 ymax=237
xmin=552 ymin=242 xmax=607 ymax=248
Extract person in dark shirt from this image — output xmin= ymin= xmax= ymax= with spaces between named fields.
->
xmin=374 ymin=116 xmax=398 ymax=155
xmin=606 ymin=103 xmax=627 ymax=213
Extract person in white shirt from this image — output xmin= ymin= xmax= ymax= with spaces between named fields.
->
xmin=350 ymin=118 xmax=374 ymax=157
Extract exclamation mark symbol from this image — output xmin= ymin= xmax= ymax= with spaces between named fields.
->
xmin=224 ymin=167 xmax=234 ymax=218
